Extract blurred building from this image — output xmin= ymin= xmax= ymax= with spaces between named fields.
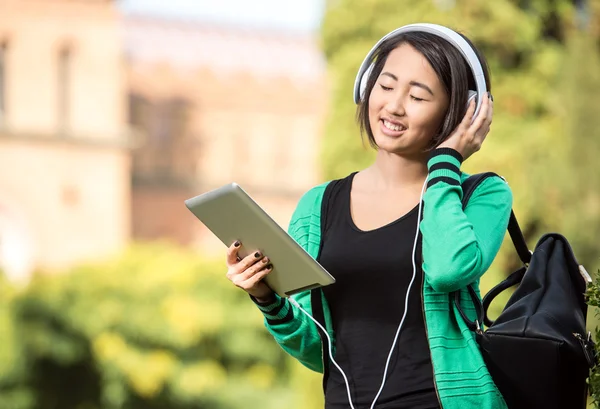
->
xmin=0 ymin=1 xmax=327 ymax=277
xmin=0 ymin=0 xmax=131 ymax=280
xmin=124 ymin=16 xmax=327 ymax=253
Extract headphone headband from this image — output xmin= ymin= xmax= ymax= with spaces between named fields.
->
xmin=353 ymin=23 xmax=487 ymax=120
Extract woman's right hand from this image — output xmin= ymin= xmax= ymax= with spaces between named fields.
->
xmin=226 ymin=241 xmax=275 ymax=302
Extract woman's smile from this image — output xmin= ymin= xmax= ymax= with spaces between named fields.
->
xmin=380 ymin=118 xmax=407 ymax=137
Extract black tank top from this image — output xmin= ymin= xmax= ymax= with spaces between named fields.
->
xmin=319 ymin=172 xmax=440 ymax=409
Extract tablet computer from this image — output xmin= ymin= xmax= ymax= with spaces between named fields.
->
xmin=184 ymin=183 xmax=336 ymax=298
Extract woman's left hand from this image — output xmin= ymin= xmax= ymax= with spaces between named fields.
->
xmin=437 ymin=92 xmax=493 ymax=161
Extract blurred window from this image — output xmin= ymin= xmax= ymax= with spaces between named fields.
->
xmin=0 ymin=42 xmax=6 ymax=123
xmin=58 ymin=47 xmax=71 ymax=133
xmin=129 ymin=93 xmax=150 ymax=130
xmin=153 ymin=98 xmax=189 ymax=146
xmin=130 ymin=94 xmax=195 ymax=185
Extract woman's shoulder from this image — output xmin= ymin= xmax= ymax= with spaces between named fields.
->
xmin=292 ymin=173 xmax=356 ymax=218
xmin=296 ymin=181 xmax=330 ymax=207
xmin=297 ymin=173 xmax=356 ymax=206
xmin=459 ymin=172 xmax=513 ymax=203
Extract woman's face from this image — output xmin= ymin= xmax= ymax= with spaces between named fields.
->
xmin=368 ymin=43 xmax=450 ymax=156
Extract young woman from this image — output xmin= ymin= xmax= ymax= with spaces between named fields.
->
xmin=225 ymin=24 xmax=511 ymax=409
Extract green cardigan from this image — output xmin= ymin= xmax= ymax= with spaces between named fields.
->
xmin=253 ymin=149 xmax=511 ymax=409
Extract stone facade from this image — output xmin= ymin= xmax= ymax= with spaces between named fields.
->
xmin=0 ymin=2 xmax=327 ymax=279
xmin=0 ymin=0 xmax=130 ymax=280
xmin=125 ymin=16 xmax=327 ymax=254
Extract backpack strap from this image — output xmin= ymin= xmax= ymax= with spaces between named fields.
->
xmin=455 ymin=172 xmax=532 ymax=330
xmin=461 ymin=172 xmax=531 ymax=265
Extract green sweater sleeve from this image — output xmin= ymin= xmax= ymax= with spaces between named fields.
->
xmin=250 ymin=184 xmax=329 ymax=373
xmin=420 ymin=148 xmax=513 ymax=293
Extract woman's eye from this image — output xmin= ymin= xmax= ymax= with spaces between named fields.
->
xmin=379 ymin=84 xmax=393 ymax=91
xmin=410 ymin=95 xmax=425 ymax=102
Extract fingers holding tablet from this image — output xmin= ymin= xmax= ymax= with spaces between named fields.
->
xmin=226 ymin=240 xmax=242 ymax=266
xmin=186 ymin=184 xmax=335 ymax=297
xmin=226 ymin=241 xmax=275 ymax=301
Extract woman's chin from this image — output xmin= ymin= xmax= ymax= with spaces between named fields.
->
xmin=373 ymin=134 xmax=429 ymax=158
xmin=374 ymin=133 xmax=407 ymax=151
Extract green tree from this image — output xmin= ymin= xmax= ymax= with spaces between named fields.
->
xmin=556 ymin=27 xmax=600 ymax=269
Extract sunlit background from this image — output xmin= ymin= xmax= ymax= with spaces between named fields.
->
xmin=0 ymin=0 xmax=599 ymax=408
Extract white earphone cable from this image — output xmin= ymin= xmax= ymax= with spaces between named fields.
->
xmin=288 ymin=298 xmax=357 ymax=409
xmin=289 ymin=176 xmax=429 ymax=409
xmin=368 ymin=177 xmax=427 ymax=409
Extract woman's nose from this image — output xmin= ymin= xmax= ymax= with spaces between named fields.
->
xmin=385 ymin=95 xmax=406 ymax=116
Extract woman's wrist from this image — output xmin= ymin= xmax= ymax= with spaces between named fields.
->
xmin=252 ymin=292 xmax=276 ymax=305
xmin=426 ymin=148 xmax=464 ymax=188
xmin=428 ymin=147 xmax=464 ymax=165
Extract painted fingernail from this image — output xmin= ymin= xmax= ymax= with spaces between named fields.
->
xmin=266 ymin=264 xmax=273 ymax=270
xmin=234 ymin=241 xmax=240 ymax=247
xmin=488 ymin=92 xmax=493 ymax=101
xmin=254 ymin=252 xmax=261 ymax=258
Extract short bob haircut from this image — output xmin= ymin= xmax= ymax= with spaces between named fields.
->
xmin=356 ymin=31 xmax=491 ymax=150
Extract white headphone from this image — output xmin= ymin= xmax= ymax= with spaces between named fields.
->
xmin=353 ymin=23 xmax=487 ymax=120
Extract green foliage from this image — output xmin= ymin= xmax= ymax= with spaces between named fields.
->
xmin=0 ymin=243 xmax=319 ymax=409
xmin=0 ymin=276 xmax=35 ymax=409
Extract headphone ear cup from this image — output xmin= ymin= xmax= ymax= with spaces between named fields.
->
xmin=466 ymin=90 xmax=478 ymax=112
xmin=359 ymin=63 xmax=375 ymax=102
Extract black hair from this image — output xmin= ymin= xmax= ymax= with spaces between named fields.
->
xmin=356 ymin=31 xmax=491 ymax=150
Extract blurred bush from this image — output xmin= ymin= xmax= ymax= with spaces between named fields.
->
xmin=0 ymin=275 xmax=35 ymax=409
xmin=0 ymin=243 xmax=322 ymax=409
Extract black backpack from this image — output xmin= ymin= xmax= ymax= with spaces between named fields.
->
xmin=456 ymin=172 xmax=596 ymax=409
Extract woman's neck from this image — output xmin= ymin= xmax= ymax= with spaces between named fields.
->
xmin=363 ymin=150 xmax=428 ymax=190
